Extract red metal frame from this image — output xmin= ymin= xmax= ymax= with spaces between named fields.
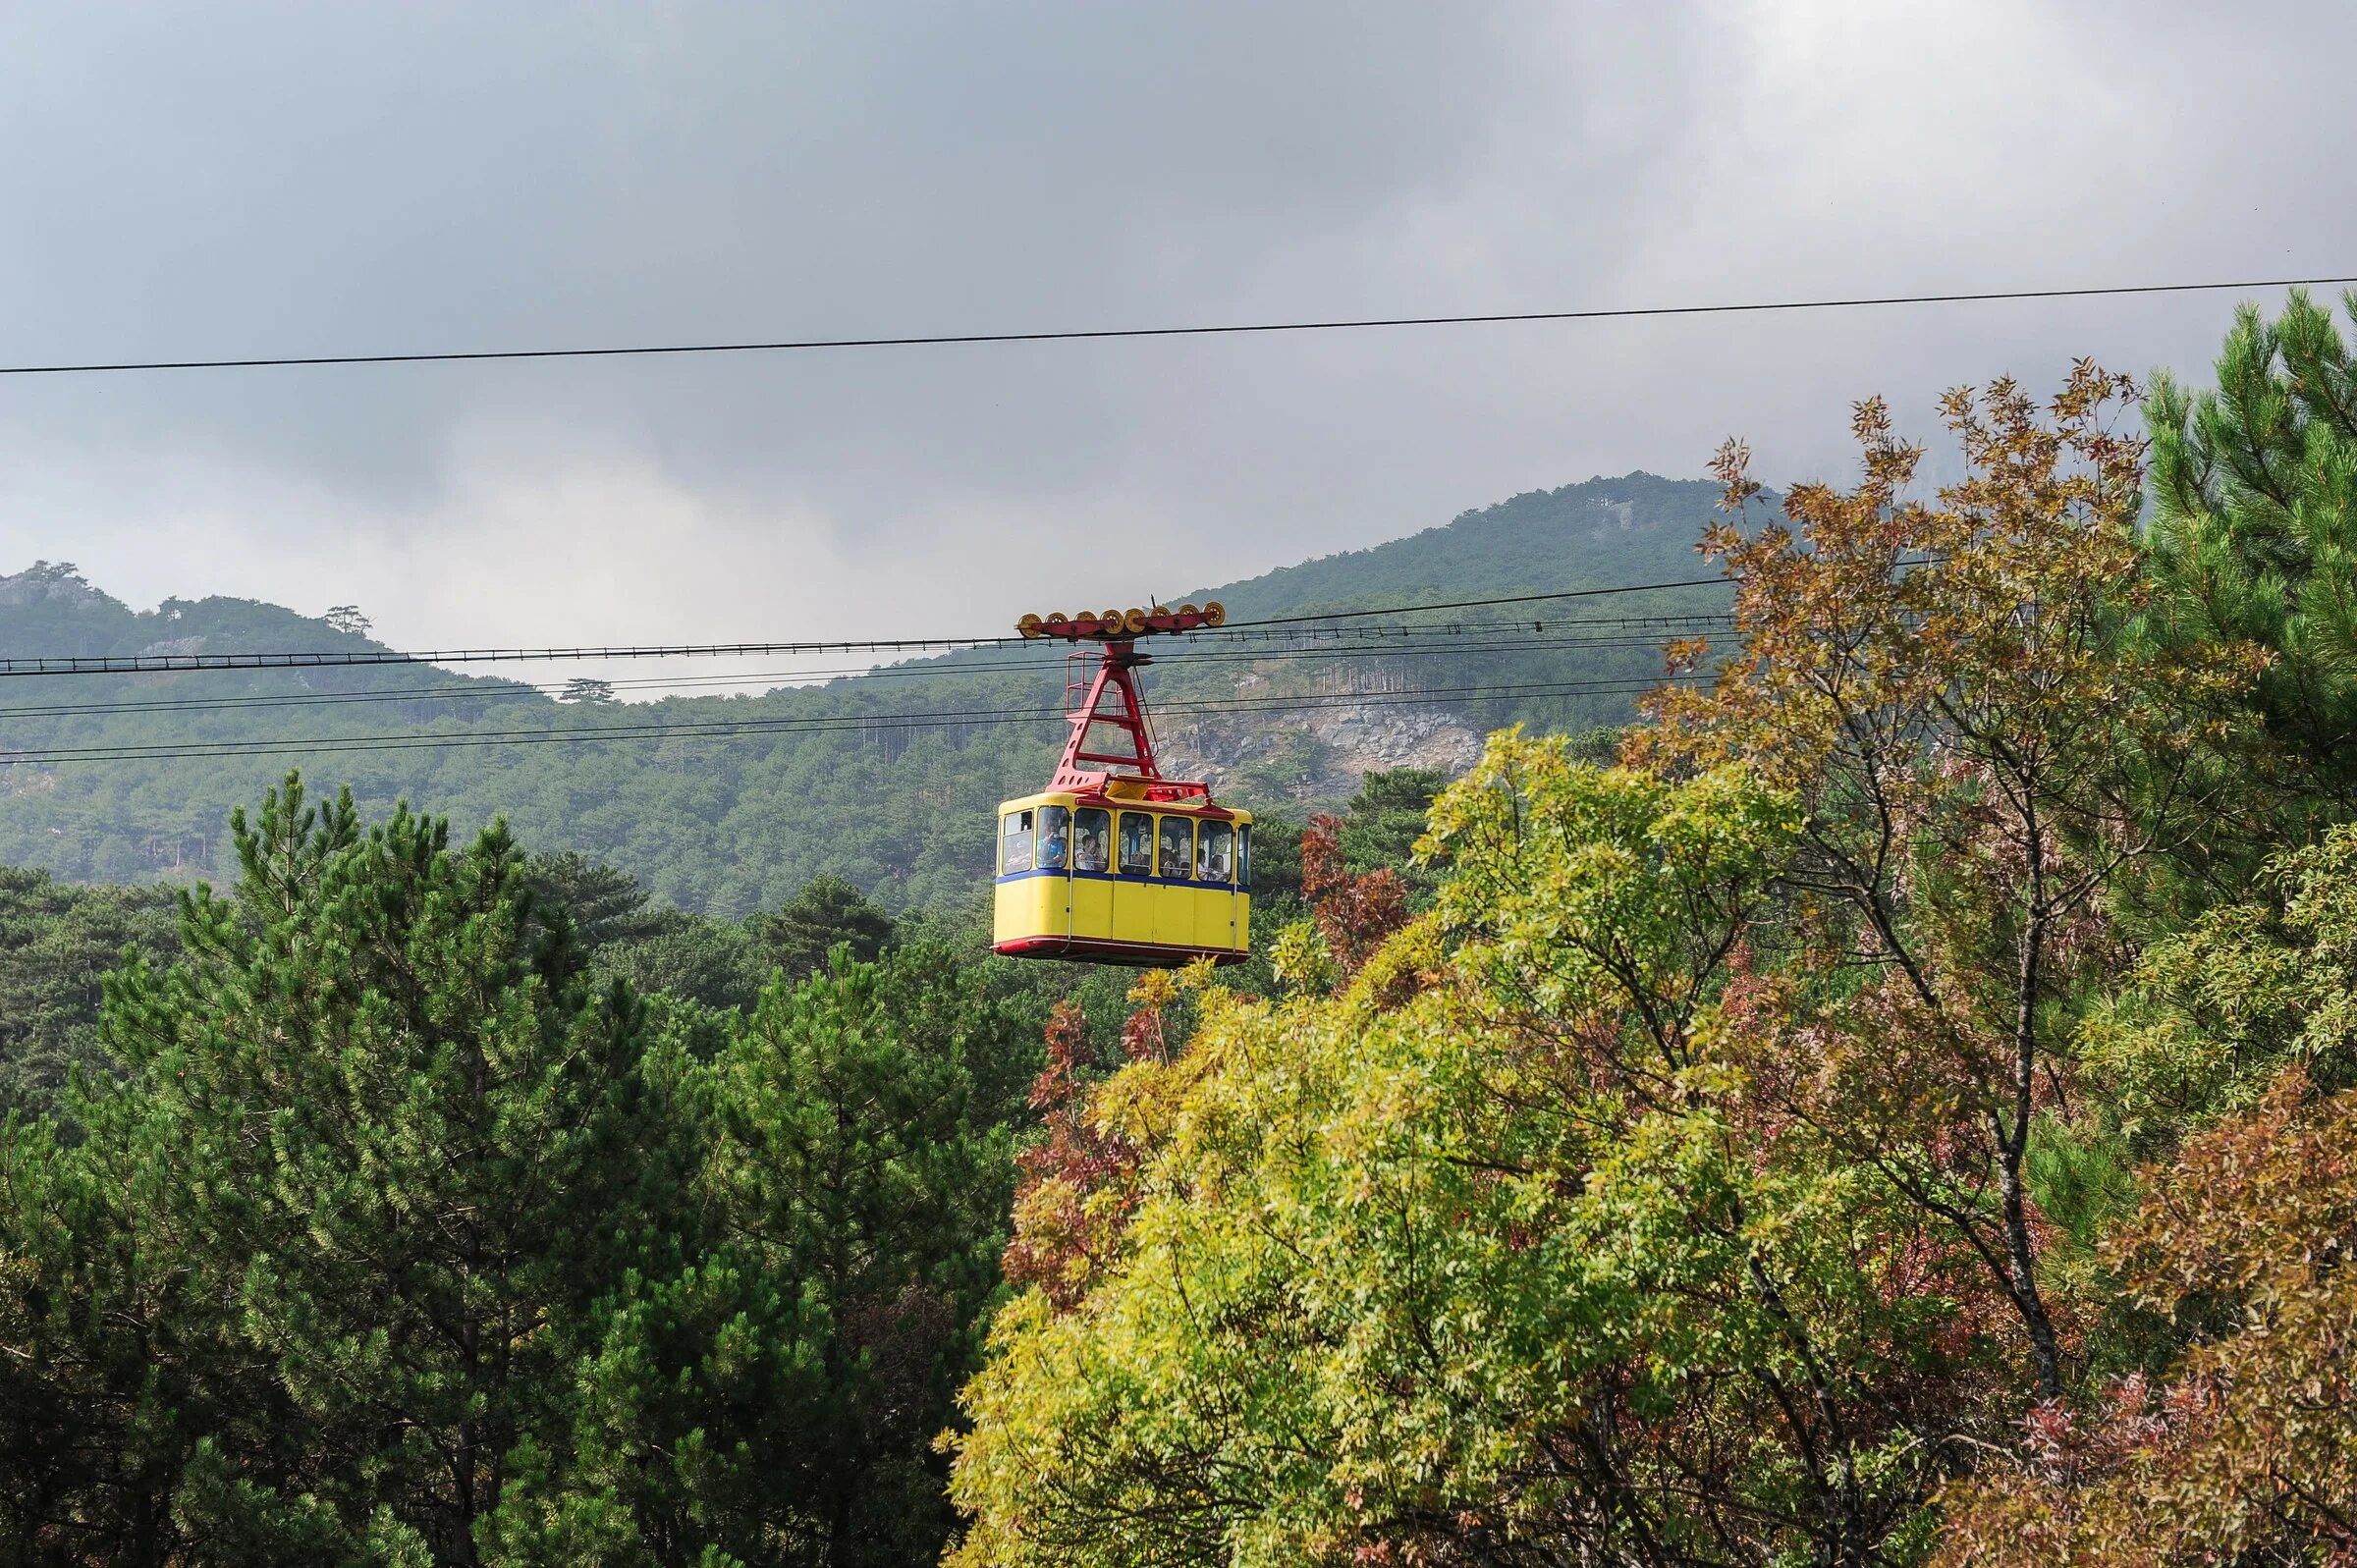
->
xmin=1048 ymin=639 xmax=1211 ymax=802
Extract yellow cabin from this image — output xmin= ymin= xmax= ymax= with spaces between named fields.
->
xmin=992 ymin=785 xmax=1251 ymax=965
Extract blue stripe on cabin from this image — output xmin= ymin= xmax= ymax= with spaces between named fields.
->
xmin=994 ymin=866 xmax=1237 ymax=890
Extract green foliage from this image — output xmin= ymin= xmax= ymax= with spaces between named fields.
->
xmin=948 ymin=352 xmax=2351 ymax=1565
xmin=952 ymin=740 xmax=1989 ymax=1565
xmin=0 ymin=865 xmax=178 ymax=1117
xmin=27 ymin=318 xmax=2357 ymax=1568
xmin=589 ymin=918 xmax=767 ymax=1019
xmin=525 ymin=853 xmax=909 ymax=1020
xmin=752 ymin=875 xmax=896 ymax=984
xmin=526 ymin=849 xmax=684 ymax=948
xmin=2019 ymin=1115 xmax=2137 ymax=1257
xmin=2082 ymin=821 xmax=2357 ymax=1159
xmin=2147 ymin=288 xmax=2357 ymax=812
xmin=497 ymin=946 xmax=1033 ymax=1566
xmin=1239 ymin=809 xmax=1303 ymax=910
xmin=0 ymin=775 xmax=1040 ymax=1565
xmin=525 ymin=849 xmax=775 ymax=1015
xmin=76 ymin=775 xmax=663 ymax=1560
xmin=1422 ymin=735 xmax=1799 ymax=1034
xmin=1334 ymin=767 xmax=1446 ymax=896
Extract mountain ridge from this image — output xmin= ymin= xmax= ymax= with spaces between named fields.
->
xmin=0 ymin=472 xmax=1737 ymax=911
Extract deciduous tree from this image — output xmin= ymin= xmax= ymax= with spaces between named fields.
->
xmin=951 ymin=743 xmax=1995 ymax=1566
xmin=1938 ymin=1070 xmax=2357 ymax=1566
xmin=1632 ymin=365 xmax=2222 ymax=1397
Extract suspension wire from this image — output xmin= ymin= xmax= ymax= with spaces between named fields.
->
xmin=0 ymin=676 xmax=1702 ymax=768
xmin=0 ymin=581 xmax=1739 ymax=678
xmin=1182 ymin=611 xmax=1732 ymax=643
xmin=0 ymin=624 xmax=1729 ymax=723
xmin=1222 ymin=578 xmax=1724 ymax=626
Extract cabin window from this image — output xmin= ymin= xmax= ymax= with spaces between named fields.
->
xmin=1237 ymin=824 xmax=1252 ymax=891
xmin=1158 ymin=817 xmax=1193 ymax=880
xmin=1038 ymin=805 xmax=1070 ymax=871
xmin=1001 ymin=810 xmax=1034 ymax=874
xmin=1118 ymin=812 xmax=1154 ymax=876
xmin=1073 ymin=808 xmax=1111 ymax=873
xmin=1197 ymin=820 xmax=1233 ymax=884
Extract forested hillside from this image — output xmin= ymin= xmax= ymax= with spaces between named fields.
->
xmin=0 ymin=473 xmax=1727 ymax=914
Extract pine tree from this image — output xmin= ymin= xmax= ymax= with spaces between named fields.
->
xmin=523 ymin=850 xmax=678 ymax=950
xmin=504 ymin=946 xmax=1027 ymax=1566
xmin=61 ymin=774 xmax=670 ymax=1562
xmin=0 ymin=865 xmax=179 ymax=1117
xmin=0 ymin=776 xmax=1048 ymax=1565
xmin=2148 ymin=288 xmax=2357 ymax=813
xmin=1335 ymin=766 xmax=1448 ymax=895
xmin=751 ymin=876 xmax=895 ymax=984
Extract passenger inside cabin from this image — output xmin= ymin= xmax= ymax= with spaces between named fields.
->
xmin=1119 ymin=812 xmax=1154 ymax=876
xmin=1038 ymin=806 xmax=1069 ymax=870
xmin=1001 ymin=810 xmax=1034 ymax=874
xmin=1198 ymin=820 xmax=1233 ymax=883
xmin=1074 ymin=809 xmax=1110 ymax=873
xmin=1158 ymin=816 xmax=1192 ymax=879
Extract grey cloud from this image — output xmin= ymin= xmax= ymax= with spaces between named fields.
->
xmin=0 ymin=1 xmax=2351 ymax=656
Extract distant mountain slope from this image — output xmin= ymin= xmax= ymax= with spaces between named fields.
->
xmin=1187 ymin=469 xmax=1717 ymax=615
xmin=0 ymin=473 xmax=1734 ymax=912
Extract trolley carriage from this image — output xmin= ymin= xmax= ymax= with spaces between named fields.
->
xmin=992 ymin=602 xmax=1252 ymax=966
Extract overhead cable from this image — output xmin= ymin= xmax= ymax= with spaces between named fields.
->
xmin=0 ymin=623 xmax=1732 ymax=723
xmin=0 ymin=676 xmax=1699 ymax=768
xmin=5 ymin=274 xmax=2350 ymax=378
xmin=0 ymin=585 xmax=1738 ymax=678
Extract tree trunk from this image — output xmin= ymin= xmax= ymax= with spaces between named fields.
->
xmin=2002 ymin=890 xmax=2063 ymax=1400
xmin=1996 ymin=1131 xmax=2064 ymax=1399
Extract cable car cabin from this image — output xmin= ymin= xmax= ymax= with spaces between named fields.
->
xmin=993 ymin=789 xmax=1251 ymax=966
xmin=991 ymin=600 xmax=1250 ymax=966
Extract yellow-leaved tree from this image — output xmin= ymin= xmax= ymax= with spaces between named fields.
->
xmin=949 ymin=747 xmax=2013 ymax=1566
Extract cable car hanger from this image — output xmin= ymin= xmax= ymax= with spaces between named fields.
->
xmin=1015 ymin=602 xmax=1225 ymax=802
xmin=1014 ymin=601 xmax=1226 ymax=641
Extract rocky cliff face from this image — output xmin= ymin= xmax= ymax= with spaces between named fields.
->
xmin=1159 ymin=696 xmax=1484 ymax=802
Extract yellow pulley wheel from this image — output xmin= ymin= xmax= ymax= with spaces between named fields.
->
xmin=1101 ymin=610 xmax=1125 ymax=633
xmin=1124 ymin=607 xmax=1149 ymax=633
xmin=1202 ymin=600 xmax=1227 ymax=626
xmin=1017 ymin=614 xmax=1043 ymax=638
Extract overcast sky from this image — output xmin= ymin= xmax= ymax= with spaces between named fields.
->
xmin=0 ymin=0 xmax=2349 ymax=676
